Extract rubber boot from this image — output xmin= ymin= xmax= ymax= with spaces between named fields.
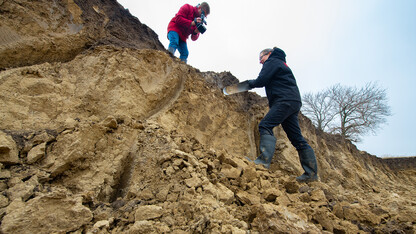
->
xmin=296 ymin=147 xmax=319 ymax=182
xmin=246 ymin=134 xmax=276 ymax=169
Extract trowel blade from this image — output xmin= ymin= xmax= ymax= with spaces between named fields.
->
xmin=223 ymin=81 xmax=250 ymax=95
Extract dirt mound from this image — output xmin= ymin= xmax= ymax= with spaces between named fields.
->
xmin=0 ymin=0 xmax=164 ymax=70
xmin=0 ymin=1 xmax=415 ymax=233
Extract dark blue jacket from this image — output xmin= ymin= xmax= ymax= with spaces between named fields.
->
xmin=248 ymin=48 xmax=301 ymax=107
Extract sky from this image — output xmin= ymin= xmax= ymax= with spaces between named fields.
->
xmin=118 ymin=0 xmax=416 ymax=157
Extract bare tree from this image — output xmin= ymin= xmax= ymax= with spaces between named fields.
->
xmin=302 ymin=82 xmax=391 ymax=142
xmin=329 ymin=82 xmax=392 ymax=142
xmin=302 ymin=90 xmax=337 ymax=132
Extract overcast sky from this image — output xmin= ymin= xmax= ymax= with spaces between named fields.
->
xmin=118 ymin=0 xmax=416 ymax=157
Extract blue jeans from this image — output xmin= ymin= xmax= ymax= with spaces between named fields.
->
xmin=168 ymin=31 xmax=189 ymax=62
xmin=259 ymin=101 xmax=310 ymax=151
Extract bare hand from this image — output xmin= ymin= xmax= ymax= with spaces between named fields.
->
xmin=191 ymin=17 xmax=202 ymax=26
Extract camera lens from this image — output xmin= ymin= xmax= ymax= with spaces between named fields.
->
xmin=197 ymin=24 xmax=206 ymax=34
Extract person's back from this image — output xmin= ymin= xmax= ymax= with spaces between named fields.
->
xmin=167 ymin=2 xmax=210 ymax=63
xmin=167 ymin=4 xmax=198 ymax=42
xmin=258 ymin=48 xmax=301 ymax=106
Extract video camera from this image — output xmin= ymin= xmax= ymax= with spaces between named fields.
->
xmin=195 ymin=10 xmax=207 ymax=34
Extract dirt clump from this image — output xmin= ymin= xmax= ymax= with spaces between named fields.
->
xmin=0 ymin=1 xmax=415 ymax=233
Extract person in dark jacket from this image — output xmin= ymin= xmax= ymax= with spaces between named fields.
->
xmin=167 ymin=2 xmax=210 ymax=63
xmin=246 ymin=47 xmax=318 ymax=183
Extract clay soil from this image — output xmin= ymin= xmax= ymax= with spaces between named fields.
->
xmin=0 ymin=1 xmax=415 ymax=233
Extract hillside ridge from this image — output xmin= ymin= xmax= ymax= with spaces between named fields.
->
xmin=0 ymin=0 xmax=415 ymax=233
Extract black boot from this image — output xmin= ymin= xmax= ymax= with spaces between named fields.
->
xmin=247 ymin=134 xmax=276 ymax=169
xmin=296 ymin=147 xmax=319 ymax=182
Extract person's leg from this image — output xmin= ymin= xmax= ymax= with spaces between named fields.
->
xmin=258 ymin=102 xmax=294 ymax=136
xmin=280 ymin=112 xmax=309 ymax=151
xmin=249 ymin=102 xmax=295 ymax=168
xmin=167 ymin=31 xmax=180 ymax=55
xmin=249 ymin=134 xmax=276 ymax=169
xmin=177 ymin=39 xmax=189 ymax=63
xmin=281 ymin=102 xmax=318 ymax=182
xmin=296 ymin=147 xmax=318 ymax=182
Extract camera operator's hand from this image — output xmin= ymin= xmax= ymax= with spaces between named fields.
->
xmin=191 ymin=17 xmax=202 ymax=26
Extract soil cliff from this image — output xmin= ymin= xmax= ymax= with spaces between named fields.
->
xmin=0 ymin=1 xmax=415 ymax=233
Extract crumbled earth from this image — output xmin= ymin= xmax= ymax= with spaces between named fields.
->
xmin=0 ymin=1 xmax=415 ymax=233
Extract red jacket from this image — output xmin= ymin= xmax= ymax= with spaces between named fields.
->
xmin=167 ymin=4 xmax=200 ymax=42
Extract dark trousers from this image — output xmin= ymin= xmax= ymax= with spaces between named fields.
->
xmin=259 ymin=101 xmax=310 ymax=151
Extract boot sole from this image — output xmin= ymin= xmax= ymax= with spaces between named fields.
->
xmin=245 ymin=157 xmax=270 ymax=169
xmin=296 ymin=177 xmax=319 ymax=183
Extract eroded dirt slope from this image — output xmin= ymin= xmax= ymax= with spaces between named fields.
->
xmin=0 ymin=0 xmax=415 ymax=233
xmin=0 ymin=0 xmax=164 ymax=70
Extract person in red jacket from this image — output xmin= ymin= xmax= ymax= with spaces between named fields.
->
xmin=167 ymin=2 xmax=210 ymax=63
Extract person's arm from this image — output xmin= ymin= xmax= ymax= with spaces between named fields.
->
xmin=174 ymin=4 xmax=194 ymax=27
xmin=248 ymin=61 xmax=278 ymax=88
xmin=191 ymin=29 xmax=200 ymax=41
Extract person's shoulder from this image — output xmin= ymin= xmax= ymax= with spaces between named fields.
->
xmin=178 ymin=4 xmax=195 ymax=14
xmin=181 ymin=4 xmax=194 ymax=9
xmin=264 ymin=56 xmax=280 ymax=65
